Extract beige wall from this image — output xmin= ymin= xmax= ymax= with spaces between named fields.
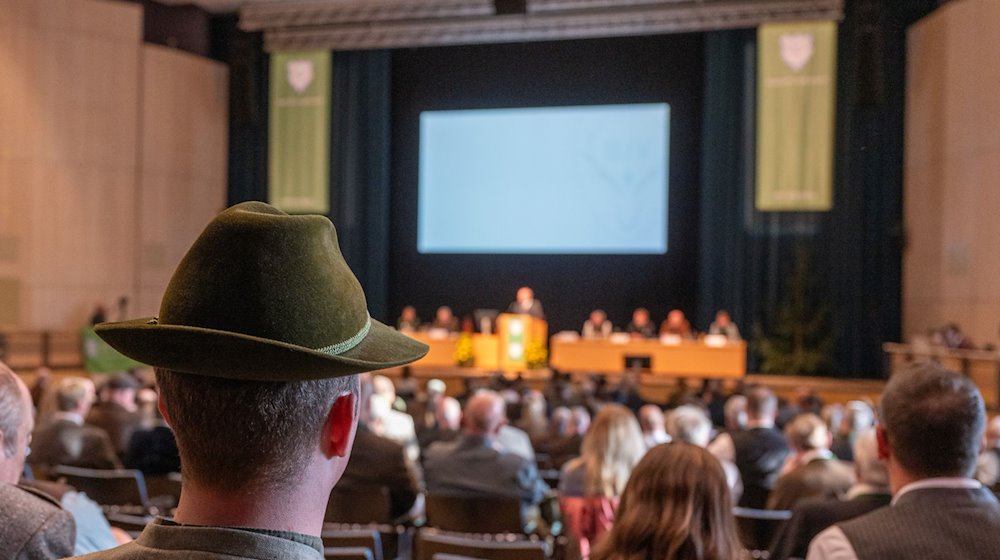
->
xmin=0 ymin=0 xmax=228 ymax=329
xmin=904 ymin=0 xmax=1000 ymax=347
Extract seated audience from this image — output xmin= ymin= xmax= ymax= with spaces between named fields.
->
xmin=726 ymin=385 xmax=789 ymax=509
xmin=768 ymin=413 xmax=855 ymax=510
xmin=31 ymin=376 xmax=121 ymax=471
xmin=336 ymin=375 xmax=420 ymax=522
xmin=397 ymin=305 xmax=421 ymax=333
xmin=430 ymin=306 xmax=460 ymax=332
xmin=769 ymin=429 xmax=890 ymax=560
xmin=625 ymin=307 xmax=656 ymax=339
xmin=707 ymin=310 xmax=741 ymax=340
xmin=582 ymin=309 xmax=613 ymax=339
xmin=124 ymin=400 xmax=180 ymax=476
xmin=808 ymin=363 xmax=1000 ymax=559
xmin=669 ymin=404 xmax=743 ymax=503
xmin=371 ymin=375 xmax=419 ymax=462
xmin=0 ymin=362 xmax=75 ymax=559
xmin=659 ymin=309 xmax=693 ymax=339
xmin=830 ymin=400 xmax=874 ymax=462
xmin=591 ymin=443 xmax=742 ymax=560
xmin=559 ymin=404 xmax=646 ymax=558
xmin=507 ymin=286 xmax=545 ymax=319
xmin=516 ymin=390 xmax=550 ymax=445
xmin=637 ymin=404 xmax=671 ymax=449
xmin=409 ymin=378 xmax=446 ymax=435
xmin=708 ymin=394 xmax=748 ymax=459
xmin=86 ymin=373 xmax=143 ymax=461
xmin=418 ymin=396 xmax=461 ymax=450
xmin=976 ymin=415 xmax=1000 ymax=489
xmin=423 ymin=391 xmax=549 ymax=512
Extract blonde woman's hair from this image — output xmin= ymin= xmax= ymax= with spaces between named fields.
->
xmin=582 ymin=404 xmax=647 ymax=497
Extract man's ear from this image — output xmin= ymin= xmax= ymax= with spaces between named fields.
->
xmin=157 ymin=397 xmax=172 ymax=427
xmin=876 ymin=424 xmax=890 ymax=460
xmin=323 ymin=393 xmax=357 ymax=458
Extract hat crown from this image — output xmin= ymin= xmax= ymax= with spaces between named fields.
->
xmin=158 ymin=202 xmax=368 ymax=351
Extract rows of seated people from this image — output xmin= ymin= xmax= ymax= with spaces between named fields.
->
xmin=6 ymin=361 xmax=1000 ymax=559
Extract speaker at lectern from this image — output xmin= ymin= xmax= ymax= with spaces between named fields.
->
xmin=497 ymin=313 xmax=548 ymax=371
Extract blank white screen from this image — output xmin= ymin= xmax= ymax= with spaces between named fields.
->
xmin=418 ymin=103 xmax=669 ymax=254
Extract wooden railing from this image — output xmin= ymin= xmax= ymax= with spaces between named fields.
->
xmin=0 ymin=330 xmax=84 ymax=370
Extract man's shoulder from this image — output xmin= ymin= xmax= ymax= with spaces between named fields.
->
xmin=0 ymin=481 xmax=64 ymax=509
xmin=0 ymin=482 xmax=75 ymax=559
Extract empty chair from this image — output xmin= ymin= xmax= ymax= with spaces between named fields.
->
xmin=416 ymin=530 xmax=546 ymax=560
xmin=51 ymin=465 xmax=149 ymax=510
xmin=424 ymin=495 xmax=523 ymax=534
xmin=733 ymin=507 xmax=793 ymax=559
xmin=321 ymin=528 xmax=383 ymax=560
xmin=324 ymin=547 xmax=374 ymax=560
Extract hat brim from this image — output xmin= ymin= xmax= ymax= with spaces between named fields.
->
xmin=94 ymin=318 xmax=429 ymax=381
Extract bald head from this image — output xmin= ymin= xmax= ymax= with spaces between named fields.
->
xmin=463 ymin=391 xmax=506 ymax=437
xmin=0 ymin=361 xmax=33 ymax=484
xmin=638 ymin=404 xmax=665 ymax=434
xmin=437 ymin=396 xmax=462 ymax=431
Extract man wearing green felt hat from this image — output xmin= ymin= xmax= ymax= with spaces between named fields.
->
xmin=75 ymin=202 xmax=428 ymax=560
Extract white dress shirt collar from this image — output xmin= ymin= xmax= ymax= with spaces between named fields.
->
xmin=892 ymin=477 xmax=981 ymax=505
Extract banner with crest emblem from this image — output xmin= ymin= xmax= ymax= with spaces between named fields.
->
xmin=756 ymin=21 xmax=837 ymax=211
xmin=269 ymin=50 xmax=331 ymax=213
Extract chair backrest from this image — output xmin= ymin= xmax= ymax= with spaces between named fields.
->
xmin=323 ymin=546 xmax=374 ymax=560
xmin=51 ymin=465 xmax=149 ymax=508
xmin=424 ymin=494 xmax=523 ymax=534
xmin=321 ymin=527 xmax=383 ymax=560
xmin=104 ymin=511 xmax=152 ymax=538
xmin=416 ymin=530 xmax=546 ymax=560
xmin=733 ymin=507 xmax=792 ymax=556
xmin=145 ymin=472 xmax=182 ymax=509
xmin=326 ymin=485 xmax=394 ymax=524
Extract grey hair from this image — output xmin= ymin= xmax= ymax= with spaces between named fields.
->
xmin=668 ymin=405 xmax=713 ymax=447
xmin=852 ymin=428 xmax=888 ymax=487
xmin=0 ymin=364 xmax=25 ymax=458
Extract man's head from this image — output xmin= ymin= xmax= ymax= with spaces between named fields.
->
xmin=853 ymin=428 xmax=888 ymax=488
xmin=0 ymin=362 xmax=33 ymax=484
xmin=516 ymin=287 xmax=534 ymax=305
xmin=666 ymin=309 xmax=686 ymax=328
xmin=157 ymin=368 xmax=359 ymax=494
xmin=668 ymin=405 xmax=713 ymax=447
xmin=746 ymin=385 xmax=778 ymax=424
xmin=55 ymin=376 xmax=97 ymax=416
xmin=589 ymin=309 xmax=606 ymax=326
xmin=462 ymin=390 xmax=506 ymax=437
xmin=724 ymin=395 xmax=748 ymax=430
xmin=987 ymin=416 xmax=1000 ymax=449
xmin=632 ymin=308 xmax=649 ymax=326
xmin=784 ymin=413 xmax=830 ymax=453
xmin=714 ymin=310 xmax=731 ymax=327
xmin=435 ymin=306 xmax=453 ymax=324
xmin=436 ymin=396 xmax=462 ymax=431
xmin=638 ymin=404 xmax=665 ymax=435
xmin=878 ymin=363 xmax=985 ymax=482
xmin=571 ymin=406 xmax=591 ymax=435
xmin=372 ymin=375 xmax=397 ymax=404
xmin=401 ymin=306 xmax=417 ymax=322
xmin=102 ymin=374 xmax=139 ymax=412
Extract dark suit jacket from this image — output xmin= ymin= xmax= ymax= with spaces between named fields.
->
xmin=125 ymin=425 xmax=180 ymax=475
xmin=0 ymin=482 xmax=75 ymax=559
xmin=768 ymin=492 xmax=890 ymax=560
xmin=86 ymin=402 xmax=144 ymax=459
xmin=767 ymin=457 xmax=855 ymax=510
xmin=31 ymin=418 xmax=122 ymax=470
xmin=423 ymin=434 xmax=549 ymax=506
xmin=337 ymin=423 xmax=420 ymax=521
xmin=732 ymin=427 xmax=790 ymax=509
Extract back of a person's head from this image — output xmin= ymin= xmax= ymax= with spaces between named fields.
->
xmin=581 ymin=404 xmax=646 ymax=497
xmin=852 ymin=428 xmax=888 ymax=487
xmin=842 ymin=400 xmax=874 ymax=435
xmin=591 ymin=443 xmax=741 ymax=560
xmin=571 ymin=406 xmax=591 ymax=435
xmin=668 ymin=405 xmax=713 ymax=447
xmin=723 ymin=395 xmax=748 ymax=430
xmin=436 ymin=396 xmax=462 ymax=431
xmin=785 ymin=413 xmax=829 ymax=452
xmin=638 ymin=404 xmax=665 ymax=434
xmin=550 ymin=406 xmax=572 ymax=436
xmin=746 ymin=385 xmax=777 ymax=421
xmin=881 ymin=363 xmax=985 ymax=479
xmin=0 ymin=363 xmax=27 ymax=461
xmin=155 ymin=368 xmax=359 ymax=493
xmin=55 ymin=377 xmax=94 ymax=412
xmin=463 ymin=390 xmax=505 ymax=436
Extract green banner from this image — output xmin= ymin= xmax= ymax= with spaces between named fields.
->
xmin=756 ymin=21 xmax=837 ymax=212
xmin=268 ymin=50 xmax=331 ymax=214
xmin=82 ymin=327 xmax=145 ymax=373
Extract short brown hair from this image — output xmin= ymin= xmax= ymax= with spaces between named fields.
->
xmin=156 ymin=369 xmax=359 ymax=491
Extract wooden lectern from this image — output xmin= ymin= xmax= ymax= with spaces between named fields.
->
xmin=497 ymin=313 xmax=548 ymax=372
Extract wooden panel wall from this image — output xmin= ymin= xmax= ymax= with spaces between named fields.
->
xmin=904 ymin=0 xmax=1000 ymax=347
xmin=0 ymin=0 xmax=228 ymax=329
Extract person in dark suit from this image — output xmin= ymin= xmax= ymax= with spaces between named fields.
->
xmin=768 ymin=413 xmax=855 ymax=510
xmin=0 ymin=361 xmax=75 ymax=559
xmin=731 ymin=385 xmax=790 ymax=509
xmin=808 ymin=363 xmax=1000 ymax=559
xmin=86 ymin=374 xmax=144 ymax=462
xmin=423 ymin=390 xmax=549 ymax=510
xmin=624 ymin=307 xmax=656 ymax=339
xmin=334 ymin=374 xmax=420 ymax=522
xmin=769 ymin=429 xmax=890 ymax=560
xmin=507 ymin=286 xmax=545 ymax=319
xmin=31 ymin=376 xmax=121 ymax=471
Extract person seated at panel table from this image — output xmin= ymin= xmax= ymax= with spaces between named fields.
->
xmin=507 ymin=286 xmax=545 ymax=319
xmin=708 ymin=309 xmax=742 ymax=341
xmin=430 ymin=305 xmax=459 ymax=332
xmin=624 ymin=307 xmax=656 ymax=339
xmin=659 ymin=308 xmax=694 ymax=339
xmin=582 ymin=309 xmax=613 ymax=339
xmin=397 ymin=305 xmax=421 ymax=333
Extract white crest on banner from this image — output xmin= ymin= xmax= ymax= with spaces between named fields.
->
xmin=779 ymin=32 xmax=814 ymax=72
xmin=286 ymin=59 xmax=314 ymax=93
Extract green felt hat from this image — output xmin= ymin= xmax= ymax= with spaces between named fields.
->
xmin=95 ymin=201 xmax=428 ymax=381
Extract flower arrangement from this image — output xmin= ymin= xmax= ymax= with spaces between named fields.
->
xmin=454 ymin=333 xmax=475 ymax=367
xmin=525 ymin=340 xmax=548 ymax=370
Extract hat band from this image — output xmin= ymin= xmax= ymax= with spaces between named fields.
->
xmin=315 ymin=314 xmax=372 ymax=356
